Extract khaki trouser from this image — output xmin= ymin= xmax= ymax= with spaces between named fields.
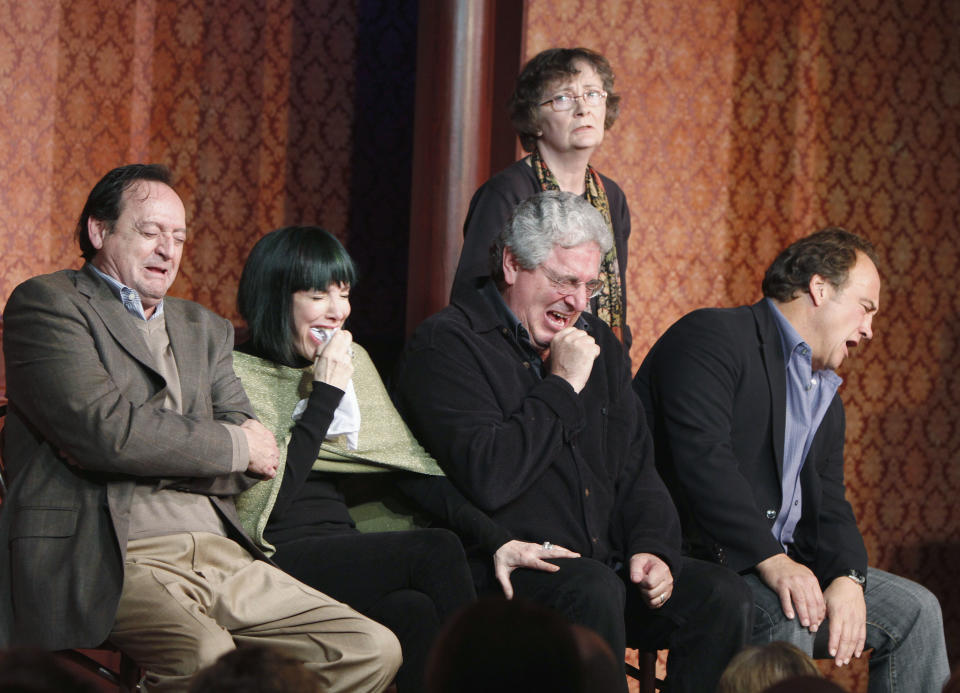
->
xmin=109 ymin=532 xmax=401 ymax=693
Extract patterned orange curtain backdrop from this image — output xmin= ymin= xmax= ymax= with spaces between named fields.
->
xmin=0 ymin=0 xmax=416 ymax=352
xmin=526 ymin=0 xmax=959 ymax=689
xmin=1 ymin=0 xmax=418 ymax=403
xmin=0 ymin=0 xmax=370 ymax=320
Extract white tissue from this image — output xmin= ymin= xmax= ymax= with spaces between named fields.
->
xmin=294 ymin=326 xmax=360 ymax=450
xmin=310 ymin=327 xmax=333 ymax=343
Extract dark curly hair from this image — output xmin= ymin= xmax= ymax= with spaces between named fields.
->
xmin=762 ymin=227 xmax=879 ymax=302
xmin=508 ymin=48 xmax=621 ymax=153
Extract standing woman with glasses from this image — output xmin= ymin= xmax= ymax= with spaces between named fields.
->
xmin=453 ymin=47 xmax=631 ymax=349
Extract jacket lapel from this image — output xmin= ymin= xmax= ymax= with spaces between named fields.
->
xmin=163 ymin=300 xmax=202 ymax=414
xmin=752 ymin=300 xmax=787 ymax=478
xmin=77 ymin=265 xmax=163 ymax=380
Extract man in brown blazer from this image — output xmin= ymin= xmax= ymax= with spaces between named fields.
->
xmin=0 ymin=165 xmax=401 ymax=692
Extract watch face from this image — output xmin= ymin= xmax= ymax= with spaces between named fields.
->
xmin=847 ymin=569 xmax=866 ymax=584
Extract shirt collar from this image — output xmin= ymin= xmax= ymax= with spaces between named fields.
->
xmin=481 ymin=280 xmax=526 ymax=343
xmin=765 ymin=297 xmax=842 ymax=388
xmin=89 ymin=263 xmax=164 ymax=321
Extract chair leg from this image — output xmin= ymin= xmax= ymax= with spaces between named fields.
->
xmin=119 ymin=651 xmax=143 ymax=691
xmin=625 ymin=649 xmax=659 ymax=693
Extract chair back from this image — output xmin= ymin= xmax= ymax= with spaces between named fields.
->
xmin=0 ymin=313 xmax=5 ymax=407
xmin=1 ymin=314 xmax=6 ymax=500
xmin=0 ymin=403 xmax=6 ymax=501
xmin=1 ymin=312 xmax=6 ymax=500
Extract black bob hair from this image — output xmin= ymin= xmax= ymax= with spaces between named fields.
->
xmin=237 ymin=226 xmax=357 ymax=366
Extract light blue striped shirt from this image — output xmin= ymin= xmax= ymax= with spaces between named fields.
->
xmin=89 ymin=264 xmax=164 ymax=321
xmin=766 ymin=298 xmax=842 ymax=549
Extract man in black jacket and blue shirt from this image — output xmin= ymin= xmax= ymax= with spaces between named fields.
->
xmin=394 ymin=190 xmax=751 ymax=693
xmin=634 ymin=228 xmax=949 ymax=692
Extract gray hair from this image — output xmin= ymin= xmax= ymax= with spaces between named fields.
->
xmin=492 ymin=190 xmax=612 ymax=280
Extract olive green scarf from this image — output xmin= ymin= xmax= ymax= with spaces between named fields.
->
xmin=233 ymin=346 xmax=442 ymax=555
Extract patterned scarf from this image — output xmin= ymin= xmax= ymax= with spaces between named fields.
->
xmin=530 ymin=148 xmax=625 ymax=342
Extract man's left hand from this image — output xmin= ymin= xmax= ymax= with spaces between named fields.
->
xmin=629 ymin=553 xmax=674 ymax=609
xmin=823 ymin=575 xmax=867 ymax=666
xmin=493 ymin=540 xmax=580 ymax=599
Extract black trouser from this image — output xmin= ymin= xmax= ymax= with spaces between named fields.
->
xmin=480 ymin=555 xmax=753 ymax=693
xmin=273 ymin=528 xmax=476 ymax=693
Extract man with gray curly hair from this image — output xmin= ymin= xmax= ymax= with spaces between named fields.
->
xmin=395 ymin=190 xmax=752 ymax=693
xmin=490 ymin=188 xmax=612 ymax=281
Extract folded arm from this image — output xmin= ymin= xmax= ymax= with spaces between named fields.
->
xmin=4 ymin=276 xmax=252 ymax=479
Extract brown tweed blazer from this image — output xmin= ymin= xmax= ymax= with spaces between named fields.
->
xmin=0 ymin=264 xmax=259 ymax=648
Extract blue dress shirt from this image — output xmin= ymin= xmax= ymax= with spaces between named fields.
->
xmin=767 ymin=298 xmax=842 ymax=549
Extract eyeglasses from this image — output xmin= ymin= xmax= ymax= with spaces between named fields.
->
xmin=538 ymin=265 xmax=604 ymax=298
xmin=539 ymin=90 xmax=607 ymax=112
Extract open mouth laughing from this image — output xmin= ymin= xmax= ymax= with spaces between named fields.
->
xmin=546 ymin=309 xmax=574 ymax=330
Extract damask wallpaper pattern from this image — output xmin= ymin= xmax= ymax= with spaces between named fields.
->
xmin=0 ymin=0 xmax=416 ymax=345
xmin=1 ymin=0 xmax=958 ymax=690
xmin=525 ymin=0 xmax=959 ymax=689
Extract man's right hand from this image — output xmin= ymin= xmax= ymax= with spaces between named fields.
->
xmin=241 ymin=419 xmax=280 ymax=479
xmin=547 ymin=327 xmax=599 ymax=393
xmin=493 ymin=539 xmax=580 ymax=599
xmin=756 ymin=553 xmax=826 ymax=631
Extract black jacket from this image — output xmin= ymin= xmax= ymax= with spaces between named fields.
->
xmin=394 ymin=279 xmax=680 ymax=570
xmin=633 ymin=300 xmax=868 ymax=586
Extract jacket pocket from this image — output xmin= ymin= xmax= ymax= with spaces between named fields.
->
xmin=10 ymin=507 xmax=79 ymax=539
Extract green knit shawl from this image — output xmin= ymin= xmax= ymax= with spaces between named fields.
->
xmin=233 ymin=346 xmax=442 ymax=555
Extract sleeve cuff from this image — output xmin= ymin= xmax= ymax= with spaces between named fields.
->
xmin=534 ymin=375 xmax=586 ymax=435
xmin=221 ymin=422 xmax=250 ymax=473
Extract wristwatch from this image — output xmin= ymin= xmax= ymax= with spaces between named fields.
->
xmin=844 ymin=568 xmax=866 ymax=589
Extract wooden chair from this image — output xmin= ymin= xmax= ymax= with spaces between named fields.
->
xmin=58 ymin=648 xmax=142 ymax=692
xmin=626 ymin=649 xmax=667 ymax=692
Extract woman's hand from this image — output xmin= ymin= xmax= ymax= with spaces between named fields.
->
xmin=493 ymin=539 xmax=580 ymax=599
xmin=311 ymin=329 xmax=354 ymax=390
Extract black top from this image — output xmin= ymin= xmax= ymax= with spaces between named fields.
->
xmin=234 ymin=342 xmax=355 ymax=543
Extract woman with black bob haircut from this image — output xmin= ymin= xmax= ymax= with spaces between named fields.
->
xmin=453 ymin=47 xmax=632 ymax=348
xmin=237 ymin=224 xmax=360 ymax=367
xmin=233 ymin=226 xmax=483 ymax=693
